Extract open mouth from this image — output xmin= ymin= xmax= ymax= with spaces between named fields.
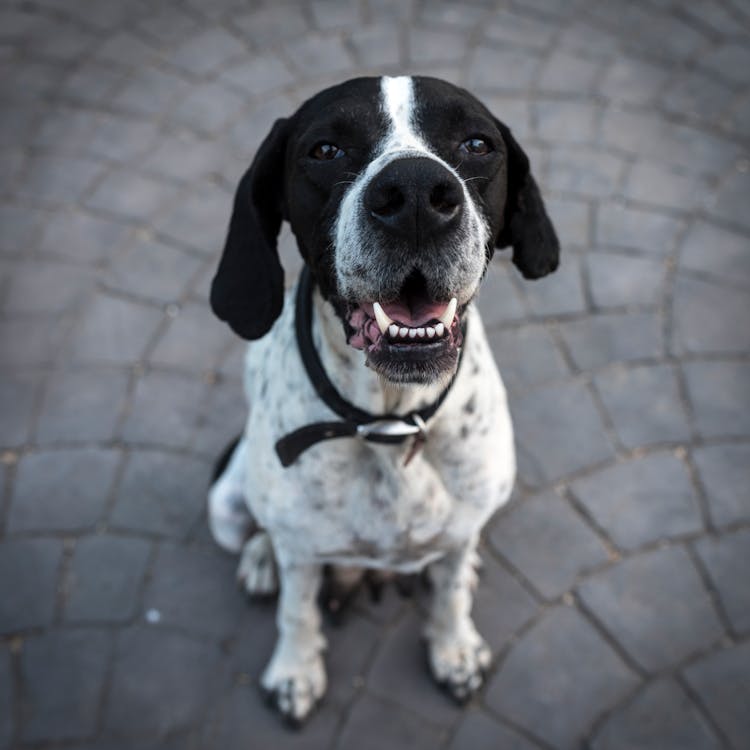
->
xmin=345 ymin=274 xmax=465 ymax=384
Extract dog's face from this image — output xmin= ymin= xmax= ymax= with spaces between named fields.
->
xmin=211 ymin=76 xmax=559 ymax=384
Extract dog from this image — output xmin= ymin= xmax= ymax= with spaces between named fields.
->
xmin=207 ymin=76 xmax=559 ymax=724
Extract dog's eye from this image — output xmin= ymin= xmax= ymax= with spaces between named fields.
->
xmin=310 ymin=143 xmax=345 ymax=161
xmin=460 ymin=137 xmax=492 ymax=155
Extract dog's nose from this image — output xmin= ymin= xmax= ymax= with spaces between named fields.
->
xmin=364 ymin=157 xmax=464 ymax=240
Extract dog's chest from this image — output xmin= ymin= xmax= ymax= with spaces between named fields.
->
xmin=295 ymin=443 xmax=459 ymax=569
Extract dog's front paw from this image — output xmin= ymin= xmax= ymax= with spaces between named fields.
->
xmin=427 ymin=630 xmax=491 ymax=704
xmin=261 ymin=653 xmax=326 ymax=726
xmin=237 ymin=532 xmax=278 ymax=597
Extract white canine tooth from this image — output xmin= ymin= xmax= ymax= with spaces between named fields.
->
xmin=417 ymin=328 xmax=425 ymax=338
xmin=439 ymin=297 xmax=457 ymax=328
xmin=426 ymin=327 xmax=435 ymax=338
xmin=399 ymin=327 xmax=408 ymax=338
xmin=435 ymin=322 xmax=445 ymax=337
xmin=388 ymin=323 xmax=398 ymax=337
xmin=408 ymin=328 xmax=417 ymax=338
xmin=373 ymin=301 xmax=394 ymax=335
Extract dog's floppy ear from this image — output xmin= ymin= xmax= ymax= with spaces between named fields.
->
xmin=494 ymin=120 xmax=560 ymax=279
xmin=210 ymin=118 xmax=290 ymax=340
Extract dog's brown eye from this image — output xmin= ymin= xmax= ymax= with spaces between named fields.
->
xmin=310 ymin=143 xmax=345 ymax=160
xmin=460 ymin=137 xmax=492 ymax=155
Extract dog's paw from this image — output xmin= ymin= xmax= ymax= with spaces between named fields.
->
xmin=261 ymin=655 xmax=326 ymax=726
xmin=237 ymin=532 xmax=278 ymax=597
xmin=208 ymin=482 xmax=254 ymax=553
xmin=427 ymin=632 xmax=491 ymax=704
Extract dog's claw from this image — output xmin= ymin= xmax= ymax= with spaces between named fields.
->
xmin=428 ymin=637 xmax=491 ymax=704
xmin=268 ymin=677 xmax=321 ymax=727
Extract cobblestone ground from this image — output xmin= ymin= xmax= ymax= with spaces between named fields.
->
xmin=1 ymin=0 xmax=749 ymax=748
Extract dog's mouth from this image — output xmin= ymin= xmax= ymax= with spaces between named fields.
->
xmin=345 ymin=273 xmax=465 ymax=385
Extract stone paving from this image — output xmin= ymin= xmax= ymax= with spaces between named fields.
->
xmin=1 ymin=0 xmax=749 ymax=748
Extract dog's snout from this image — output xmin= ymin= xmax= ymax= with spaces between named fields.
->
xmin=364 ymin=157 xmax=463 ymax=240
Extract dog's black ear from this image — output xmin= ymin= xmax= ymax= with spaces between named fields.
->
xmin=210 ymin=118 xmax=290 ymax=339
xmin=494 ymin=120 xmax=559 ymax=279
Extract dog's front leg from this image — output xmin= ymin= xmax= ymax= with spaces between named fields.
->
xmin=425 ymin=541 xmax=491 ymax=703
xmin=261 ymin=560 xmax=326 ymax=726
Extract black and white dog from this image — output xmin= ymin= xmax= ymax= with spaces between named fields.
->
xmin=208 ymin=76 xmax=559 ymax=724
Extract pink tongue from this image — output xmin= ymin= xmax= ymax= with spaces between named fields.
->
xmin=361 ymin=300 xmax=449 ymax=327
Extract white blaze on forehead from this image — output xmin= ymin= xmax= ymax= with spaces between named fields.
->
xmin=380 ymin=76 xmax=422 ymax=151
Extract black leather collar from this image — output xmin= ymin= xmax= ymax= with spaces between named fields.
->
xmin=274 ymin=267 xmax=465 ymax=467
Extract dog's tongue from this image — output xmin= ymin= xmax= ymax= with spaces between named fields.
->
xmin=361 ymin=300 xmax=450 ymax=327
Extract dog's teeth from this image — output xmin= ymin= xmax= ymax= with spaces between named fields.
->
xmin=373 ymin=301 xmax=394 ymax=335
xmin=399 ymin=327 xmax=408 ymax=338
xmin=388 ymin=323 xmax=398 ymax=337
xmin=408 ymin=328 xmax=417 ymax=339
xmin=417 ymin=328 xmax=425 ymax=338
xmin=439 ymin=297 xmax=457 ymax=328
xmin=435 ymin=322 xmax=445 ymax=337
xmin=426 ymin=327 xmax=435 ymax=338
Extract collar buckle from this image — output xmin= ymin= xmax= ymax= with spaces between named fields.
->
xmin=356 ymin=418 xmax=422 ymax=440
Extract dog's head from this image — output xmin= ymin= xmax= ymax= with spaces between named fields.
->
xmin=211 ymin=76 xmax=559 ymax=385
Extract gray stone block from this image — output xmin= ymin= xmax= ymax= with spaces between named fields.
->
xmin=66 ymin=535 xmax=152 ymax=623
xmin=558 ymin=312 xmax=663 ymax=370
xmin=695 ymin=529 xmax=750 ymax=635
xmin=150 ymin=183 xmax=230 ymax=255
xmin=110 ymin=450 xmax=210 ymax=538
xmin=522 ymin=253 xmax=587 ymax=317
xmin=578 ymin=547 xmax=724 ymax=671
xmin=682 ymin=643 xmax=750 ymax=750
xmin=449 ymin=710 xmax=540 ymax=750
xmin=170 ymin=28 xmax=248 ymax=76
xmin=596 ymin=203 xmax=683 ymax=255
xmin=86 ymin=171 xmax=180 ymax=223
xmin=672 ymin=275 xmax=750 ymax=356
xmin=69 ymin=292 xmax=163 ymax=365
xmin=467 ymin=46 xmax=539 ymax=91
xmin=35 ymin=368 xmax=130 ymax=444
xmin=0 ymin=539 xmax=63 ymax=635
xmin=336 ymin=692 xmax=445 ymax=750
xmin=36 ymin=210 xmax=130 ymax=265
xmin=120 ymin=371 xmax=207 ymax=448
xmin=473 ymin=549 xmax=540 ymax=652
xmin=684 ymin=361 xmax=750 ymax=439
xmin=475 ymin=261 xmax=527 ymax=325
xmin=103 ymin=627 xmax=225 ymax=735
xmin=511 ymin=380 xmax=616 ymax=486
xmin=143 ymin=543 xmax=246 ymax=638
xmin=489 ymin=491 xmax=609 ymax=599
xmin=0 ymin=646 xmax=11 ymax=748
xmin=0 ymin=371 xmax=42 ymax=447
xmin=680 ymin=221 xmax=750 ymax=286
xmin=570 ymin=453 xmax=703 ymax=551
xmin=594 ymin=364 xmax=691 ymax=449
xmin=692 ymin=444 xmax=750 ymax=527
xmin=546 ymin=149 xmax=624 ymax=199
xmin=105 ymin=237 xmax=203 ymax=304
xmin=487 ymin=325 xmax=569 ymax=393
xmin=20 ymin=630 xmax=111 ymax=743
xmin=587 ymin=253 xmax=665 ymax=309
xmin=485 ymin=605 xmax=637 ymax=749
xmin=592 ymin=678 xmax=721 ymax=750
xmin=16 ymin=154 xmax=104 ymax=205
xmin=537 ymin=51 xmax=600 ymax=94
xmin=8 ymin=448 xmax=120 ymax=533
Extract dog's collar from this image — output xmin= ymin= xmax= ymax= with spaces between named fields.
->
xmin=274 ymin=267 xmax=465 ymax=467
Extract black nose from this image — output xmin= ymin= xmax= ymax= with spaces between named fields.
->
xmin=363 ymin=157 xmax=464 ymax=241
